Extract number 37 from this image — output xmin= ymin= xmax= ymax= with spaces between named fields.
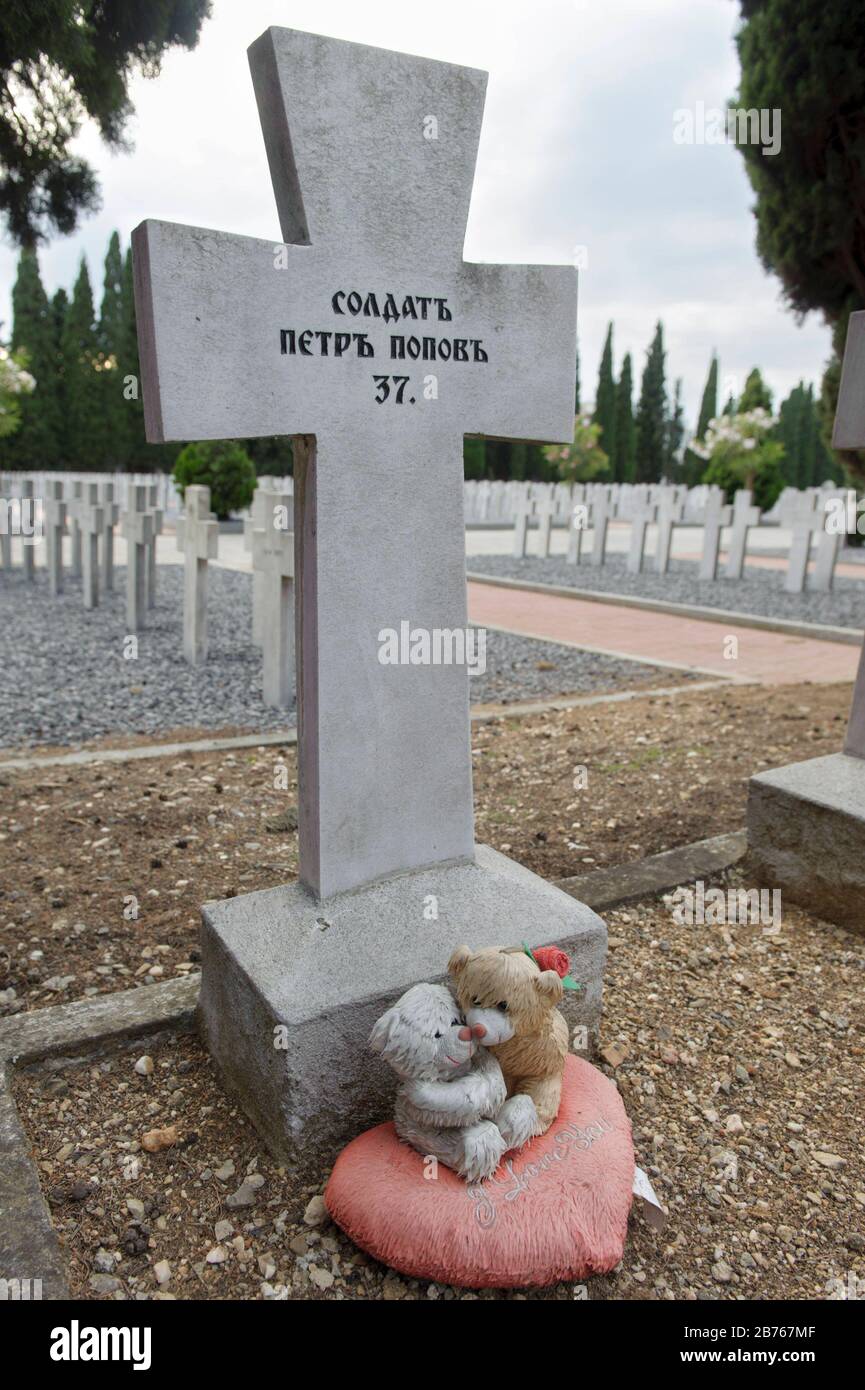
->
xmin=373 ymin=374 xmax=411 ymax=404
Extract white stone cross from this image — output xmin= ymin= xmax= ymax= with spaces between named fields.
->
xmin=833 ymin=312 xmax=865 ymax=757
xmin=511 ymin=493 xmax=532 ymax=558
xmin=132 ymin=26 xmax=577 ymax=899
xmin=811 ymin=490 xmax=848 ymax=593
xmin=145 ymin=481 xmax=163 ymax=611
xmin=697 ymin=490 xmax=732 ymax=581
xmin=44 ymin=480 xmax=67 ymax=596
xmin=257 ymin=490 xmax=295 ymax=709
xmin=243 ymin=477 xmax=277 ymax=645
xmin=100 ymin=481 xmax=120 ymax=592
xmin=723 ymin=489 xmax=761 ymax=579
xmin=534 ymin=492 xmax=556 ymax=558
xmin=176 ymin=484 xmax=219 ymax=665
xmin=122 ymin=484 xmax=154 ymax=631
xmin=626 ymin=498 xmax=658 ymax=575
xmin=80 ymin=482 xmax=104 ymax=610
xmin=565 ymin=485 xmax=588 ymax=565
xmin=654 ymin=490 xmax=684 ymax=575
xmin=21 ymin=477 xmax=35 ymax=581
xmin=783 ymin=493 xmax=826 ymax=594
xmin=589 ymin=486 xmax=613 ymax=567
xmin=69 ymin=479 xmax=83 ymax=579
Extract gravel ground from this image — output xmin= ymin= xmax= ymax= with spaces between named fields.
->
xmin=0 ymin=566 xmax=682 ymax=751
xmin=12 ymin=873 xmax=863 ymax=1302
xmin=468 ymin=553 xmax=865 ymax=629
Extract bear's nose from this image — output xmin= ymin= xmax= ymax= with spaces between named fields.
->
xmin=472 ymin=1023 xmax=487 ymax=1039
xmin=458 ymin=1027 xmax=472 ymax=1042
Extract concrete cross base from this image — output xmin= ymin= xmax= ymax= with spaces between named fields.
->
xmin=198 ymin=844 xmax=607 ymax=1176
xmin=747 ymin=753 xmax=865 ymax=933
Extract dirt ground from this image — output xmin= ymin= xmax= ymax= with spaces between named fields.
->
xmin=12 ymin=877 xmax=863 ymax=1302
xmin=0 ymin=679 xmax=853 ymax=1016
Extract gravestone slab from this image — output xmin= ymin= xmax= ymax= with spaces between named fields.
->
xmin=80 ymin=483 xmax=103 ymax=610
xmin=724 ymin=490 xmax=760 ymax=579
xmin=44 ymin=481 xmax=66 ymax=596
xmin=133 ymin=26 xmax=605 ymax=1172
xmin=121 ymin=485 xmax=153 ymax=631
xmin=747 ymin=313 xmax=865 ymax=932
xmin=626 ymin=499 xmax=657 ymax=575
xmin=697 ymin=492 xmax=732 ymax=581
xmin=101 ymin=482 xmax=120 ymax=592
xmin=69 ymin=480 xmax=83 ymax=579
xmin=176 ymin=484 xmax=218 ymax=665
xmin=783 ymin=494 xmax=823 ymax=594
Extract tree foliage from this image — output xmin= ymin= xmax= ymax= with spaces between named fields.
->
xmin=0 ymin=1 xmax=211 ymax=246
xmin=173 ymin=439 xmax=257 ymax=519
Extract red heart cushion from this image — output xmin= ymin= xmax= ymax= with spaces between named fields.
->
xmin=325 ymin=1054 xmax=634 ymax=1288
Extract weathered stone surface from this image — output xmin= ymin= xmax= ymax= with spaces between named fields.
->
xmin=198 ymin=844 xmax=606 ymax=1175
xmin=0 ymin=1065 xmax=68 ymax=1300
xmin=746 ymin=753 xmax=865 ymax=933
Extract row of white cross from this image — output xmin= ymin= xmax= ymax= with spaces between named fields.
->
xmin=511 ymin=484 xmax=846 ymax=592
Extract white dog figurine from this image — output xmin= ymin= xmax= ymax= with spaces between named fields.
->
xmin=369 ymin=983 xmax=509 ymax=1181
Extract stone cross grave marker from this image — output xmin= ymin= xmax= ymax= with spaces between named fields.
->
xmin=0 ymin=473 xmax=12 ymax=570
xmin=697 ymin=490 xmax=732 ymax=581
xmin=122 ymin=484 xmax=153 ymax=631
xmin=589 ymin=486 xmax=612 ymax=567
xmin=654 ymin=490 xmax=684 ymax=575
xmin=131 ymin=27 xmax=604 ymax=1168
xmin=565 ymin=485 xmax=587 ymax=565
xmin=44 ymin=480 xmax=66 ymax=596
xmin=723 ymin=489 xmax=760 ymax=579
xmin=20 ymin=477 xmax=35 ymax=581
xmin=512 ymin=492 xmax=532 ymax=558
xmin=176 ymin=484 xmax=219 ymax=665
xmin=69 ymin=480 xmax=83 ymax=579
xmin=80 ymin=482 xmax=104 ymax=610
xmin=257 ymin=490 xmax=295 ymax=708
xmin=101 ymin=482 xmax=120 ymax=591
xmin=626 ymin=497 xmax=658 ymax=575
xmin=145 ymin=482 xmax=163 ymax=611
xmin=834 ymin=312 xmax=865 ymax=757
xmin=534 ymin=491 xmax=556 ymax=559
xmin=783 ymin=493 xmax=825 ymax=594
xmin=811 ymin=490 xmax=849 ymax=593
xmin=243 ymin=477 xmax=277 ymax=646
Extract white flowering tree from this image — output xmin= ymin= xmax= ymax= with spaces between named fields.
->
xmin=0 ymin=344 xmax=36 ymax=439
xmin=688 ymin=407 xmax=785 ymax=509
xmin=543 ymin=413 xmax=611 ymax=483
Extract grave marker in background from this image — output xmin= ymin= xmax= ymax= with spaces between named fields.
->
xmin=697 ymin=491 xmax=732 ymax=581
xmin=748 ymin=309 xmax=865 ymax=931
xmin=176 ymin=485 xmax=219 ymax=665
xmin=724 ymin=490 xmax=760 ymax=579
xmin=132 ymin=27 xmax=605 ymax=1168
xmin=101 ymin=482 xmax=120 ymax=591
xmin=44 ymin=481 xmax=66 ymax=596
xmin=80 ymin=482 xmax=103 ymax=610
xmin=122 ymin=485 xmax=153 ymax=631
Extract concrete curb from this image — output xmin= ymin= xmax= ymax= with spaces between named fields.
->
xmin=0 ymin=680 xmax=730 ymax=774
xmin=467 ymin=571 xmax=864 ymax=647
xmin=0 ymin=831 xmax=745 ymax=1300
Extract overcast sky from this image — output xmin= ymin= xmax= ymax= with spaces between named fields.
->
xmin=0 ymin=0 xmax=832 ymax=427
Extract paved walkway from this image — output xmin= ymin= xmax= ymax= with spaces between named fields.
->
xmin=467 ymin=581 xmax=861 ymax=685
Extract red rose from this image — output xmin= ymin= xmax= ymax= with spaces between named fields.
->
xmin=533 ymin=945 xmax=570 ymax=978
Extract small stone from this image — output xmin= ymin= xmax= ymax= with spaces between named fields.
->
xmin=784 ymin=1052 xmax=801 ymax=1069
xmin=258 ymin=1255 xmax=277 ymax=1280
xmin=213 ymin=1160 xmax=235 ymax=1182
xmin=89 ymin=1274 xmax=121 ymax=1295
xmin=206 ymin=1245 xmax=228 ymax=1264
xmin=153 ymin=1260 xmax=172 ymax=1286
xmin=226 ymin=1180 xmax=263 ymax=1210
xmin=813 ymin=1152 xmax=845 ymax=1171
xmin=134 ymin=1056 xmax=154 ymax=1077
xmin=141 ymin=1126 xmax=178 ymax=1153
xmin=214 ymin=1220 xmax=233 ymax=1242
xmin=712 ymin=1261 xmax=734 ymax=1284
xmin=43 ymin=974 xmax=75 ymax=993
xmin=726 ymin=1113 xmax=745 ymax=1135
xmin=304 ymin=1195 xmax=328 ymax=1227
xmin=308 ymin=1265 xmax=334 ymax=1290
xmin=126 ymin=1198 xmax=145 ymax=1221
xmin=93 ymin=1249 xmax=116 ymax=1274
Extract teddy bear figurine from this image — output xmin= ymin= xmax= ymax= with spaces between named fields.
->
xmin=449 ymin=943 xmax=575 ymax=1138
xmin=369 ymin=982 xmax=511 ymax=1182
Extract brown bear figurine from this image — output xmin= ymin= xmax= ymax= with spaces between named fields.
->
xmin=448 ymin=944 xmax=569 ymax=1138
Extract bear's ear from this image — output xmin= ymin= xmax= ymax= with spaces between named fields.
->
xmin=369 ymin=1006 xmax=398 ymax=1055
xmin=534 ymin=969 xmax=564 ymax=1005
xmin=448 ymin=944 xmax=472 ymax=978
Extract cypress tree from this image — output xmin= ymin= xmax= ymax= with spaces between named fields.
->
xmin=696 ymin=355 xmax=718 ymax=437
xmin=60 ymin=258 xmax=102 ymax=469
xmin=738 ymin=367 xmax=773 ymax=412
xmin=8 ymin=249 xmax=62 ymax=466
xmin=613 ymin=352 xmax=636 ymax=481
xmin=99 ymin=231 xmax=127 ymax=467
xmin=635 ymin=322 xmax=667 ymax=483
xmin=665 ymin=377 xmax=685 ymax=478
xmin=593 ymin=323 xmax=617 ymax=467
